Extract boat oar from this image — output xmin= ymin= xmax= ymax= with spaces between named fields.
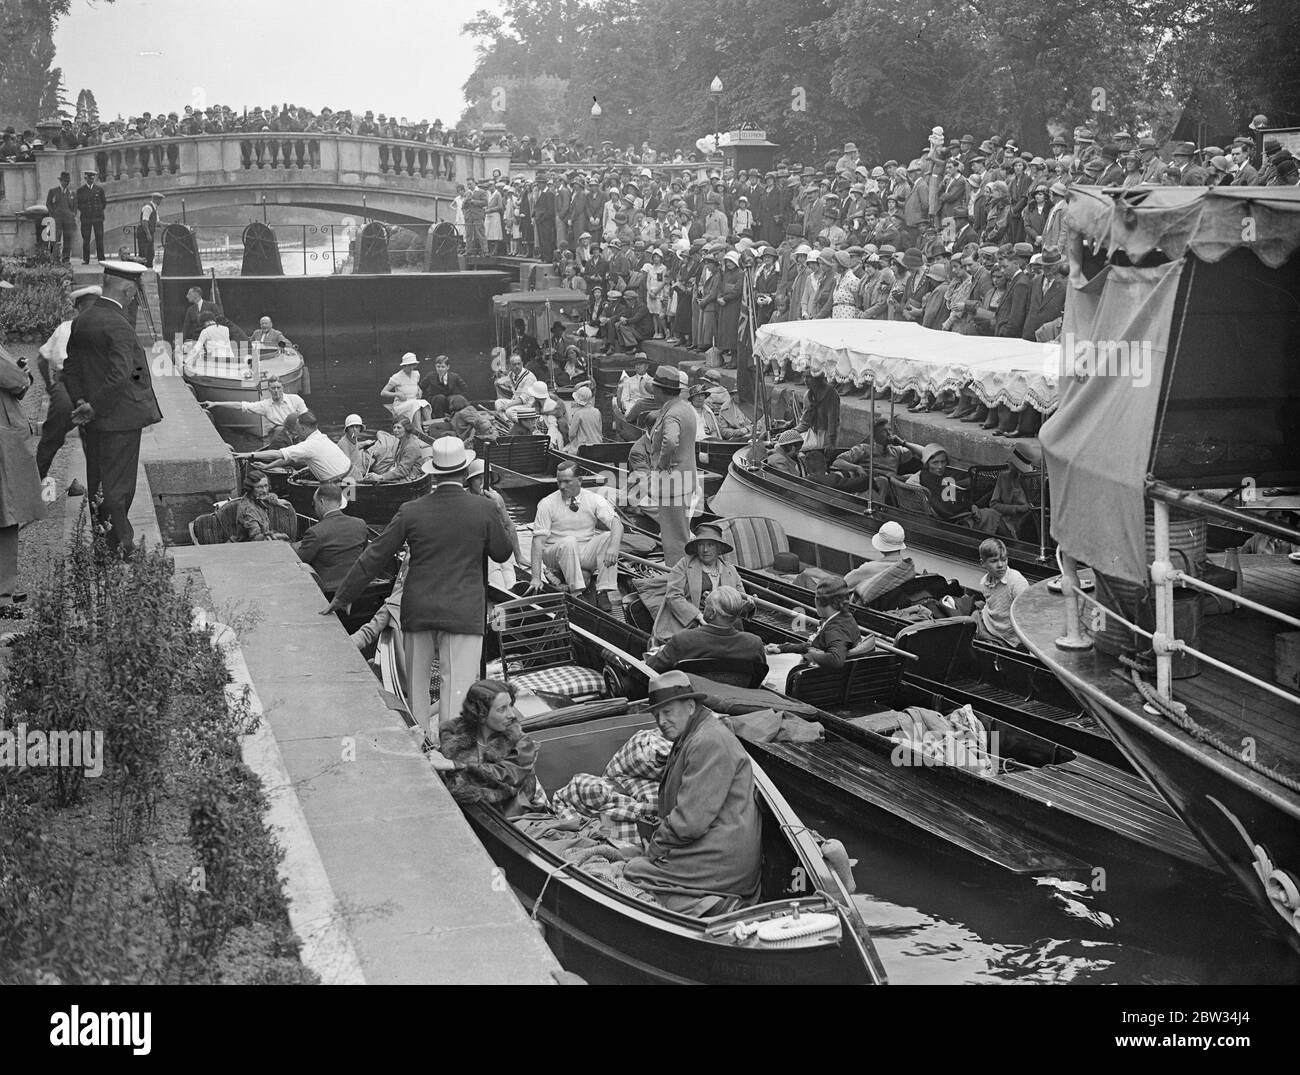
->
xmin=618 ymin=553 xmax=917 ymax=661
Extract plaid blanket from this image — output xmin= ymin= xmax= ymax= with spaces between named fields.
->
xmin=552 ymin=729 xmax=670 ymax=843
xmin=512 ymin=664 xmax=606 ymax=700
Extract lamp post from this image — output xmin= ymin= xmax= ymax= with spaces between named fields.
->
xmin=710 ymin=76 xmax=723 ymax=158
xmin=590 ymin=98 xmax=602 ymax=155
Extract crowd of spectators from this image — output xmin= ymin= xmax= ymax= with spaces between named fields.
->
xmin=26 ymin=104 xmax=508 ymax=150
xmin=478 ymin=119 xmax=1293 ymax=433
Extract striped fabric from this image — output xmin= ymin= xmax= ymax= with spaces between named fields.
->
xmin=718 ymin=516 xmax=790 ymax=570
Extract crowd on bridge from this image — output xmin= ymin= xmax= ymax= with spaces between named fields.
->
xmin=32 ymin=105 xmax=508 ymax=151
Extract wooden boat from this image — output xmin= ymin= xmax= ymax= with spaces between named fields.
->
xmin=1021 ymin=185 xmax=1300 ymax=955
xmin=505 ymin=559 xmax=1214 ymax=879
xmin=185 ymin=344 xmax=309 ymax=439
xmin=261 ymin=467 xmax=433 ymax=527
xmin=712 ymin=442 xmax=1054 ymax=588
xmin=374 ymin=592 xmax=887 ymax=984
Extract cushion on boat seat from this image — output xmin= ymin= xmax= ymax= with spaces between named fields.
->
xmin=511 ymin=664 xmax=607 ymax=700
xmin=718 ymin=516 xmax=790 ymax=570
xmin=793 ymin=566 xmax=838 ymax=590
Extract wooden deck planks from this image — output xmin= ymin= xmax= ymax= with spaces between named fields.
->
xmin=756 ymin=738 xmax=1087 ymax=876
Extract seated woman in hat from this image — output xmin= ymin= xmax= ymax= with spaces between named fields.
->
xmin=647 ymin=585 xmax=765 ymax=674
xmin=623 ymin=669 xmax=762 ymax=915
xmin=765 ymin=575 xmax=868 ymax=670
xmin=440 ymin=680 xmax=546 ymax=816
xmin=565 ymin=385 xmax=602 ymax=453
xmin=650 ymin=524 xmax=746 ymax=644
xmin=912 ymin=443 xmax=1002 ymax=533
xmin=986 ymin=444 xmax=1042 ymax=541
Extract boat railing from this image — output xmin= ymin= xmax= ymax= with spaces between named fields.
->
xmin=1053 ymin=482 xmax=1300 ymax=713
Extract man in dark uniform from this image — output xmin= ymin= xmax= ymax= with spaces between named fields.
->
xmin=63 ymin=261 xmax=163 ymax=557
xmin=75 ymin=170 xmax=107 ymax=264
xmin=45 ymin=171 xmax=77 ymax=263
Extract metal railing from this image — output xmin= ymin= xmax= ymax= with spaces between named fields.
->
xmin=1054 ymin=485 xmax=1300 ymax=711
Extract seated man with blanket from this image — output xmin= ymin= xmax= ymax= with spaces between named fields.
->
xmin=624 ymin=670 xmax=763 ymax=915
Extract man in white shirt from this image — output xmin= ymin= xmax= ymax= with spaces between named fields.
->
xmin=616 ymin=351 xmax=655 ymax=422
xmin=527 ymin=461 xmax=623 ymax=609
xmin=36 ymin=284 xmax=101 ymax=485
xmin=201 ymin=375 xmax=306 ymax=435
xmin=240 ymin=410 xmax=353 ymax=482
xmin=493 ymin=352 xmax=538 ymax=414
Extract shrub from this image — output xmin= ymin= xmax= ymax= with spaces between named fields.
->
xmin=0 ymin=256 xmax=73 ymax=340
xmin=0 ymin=515 xmax=312 ymax=984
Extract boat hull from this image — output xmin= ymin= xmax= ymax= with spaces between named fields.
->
xmin=711 ymin=449 xmax=1053 ymax=589
xmin=1018 ymin=631 xmax=1300 ymax=955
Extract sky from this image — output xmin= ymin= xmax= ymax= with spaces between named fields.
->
xmin=53 ymin=0 xmax=487 ymax=124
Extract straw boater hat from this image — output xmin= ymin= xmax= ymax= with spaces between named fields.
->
xmin=684 ymin=523 xmax=734 ymax=556
xmin=1008 ymin=443 xmax=1042 ymax=474
xmin=421 ymin=436 xmax=475 ymax=476
xmin=872 ymin=521 xmax=907 ymax=554
xmin=646 ymin=669 xmax=707 ymax=711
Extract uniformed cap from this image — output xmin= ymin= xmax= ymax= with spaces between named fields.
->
xmin=69 ymin=285 xmax=102 ymax=301
xmin=100 ymin=260 xmax=148 ymax=281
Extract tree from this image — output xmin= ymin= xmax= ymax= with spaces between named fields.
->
xmin=0 ymin=1 xmax=113 ymax=127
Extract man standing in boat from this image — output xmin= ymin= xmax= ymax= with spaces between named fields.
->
xmin=136 ymin=193 xmax=163 ymax=269
xmin=328 ymin=438 xmax=513 ymax=750
xmin=648 ymin=364 xmax=697 ymax=566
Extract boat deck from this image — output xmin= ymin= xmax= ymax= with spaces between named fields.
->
xmin=1014 ymin=553 xmax=1300 ymax=786
xmin=755 ymin=738 xmax=1089 ymax=877
xmin=997 ymin=755 xmax=1217 ymax=868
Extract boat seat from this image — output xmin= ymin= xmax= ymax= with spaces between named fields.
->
xmin=190 ymin=498 xmax=299 ymax=544
xmin=888 ymin=477 xmax=938 ymax=518
xmin=675 ymin=658 xmax=769 ymax=689
xmin=968 ymin=464 xmax=1008 ymax=505
xmin=716 ymin=516 xmax=791 ymax=571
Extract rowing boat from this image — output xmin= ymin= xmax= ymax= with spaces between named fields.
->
xmin=373 ymin=593 xmax=888 ymax=984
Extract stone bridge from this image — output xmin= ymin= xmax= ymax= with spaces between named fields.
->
xmin=0 ymin=133 xmax=513 ymax=251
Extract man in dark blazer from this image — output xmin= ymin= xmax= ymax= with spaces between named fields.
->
xmin=295 ymin=483 xmax=368 ymax=594
xmin=994 ymin=243 xmax=1033 ymax=338
xmin=1022 ymin=247 xmax=1067 ymax=341
xmin=75 ymin=171 xmax=107 ymax=264
xmin=180 ymin=286 xmax=219 ymax=342
xmin=418 ymin=354 xmax=468 ymax=419
xmin=328 ymin=437 xmax=512 ymax=746
xmin=63 ymin=261 xmax=163 ymax=557
xmin=45 ymin=171 xmax=78 ymax=263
